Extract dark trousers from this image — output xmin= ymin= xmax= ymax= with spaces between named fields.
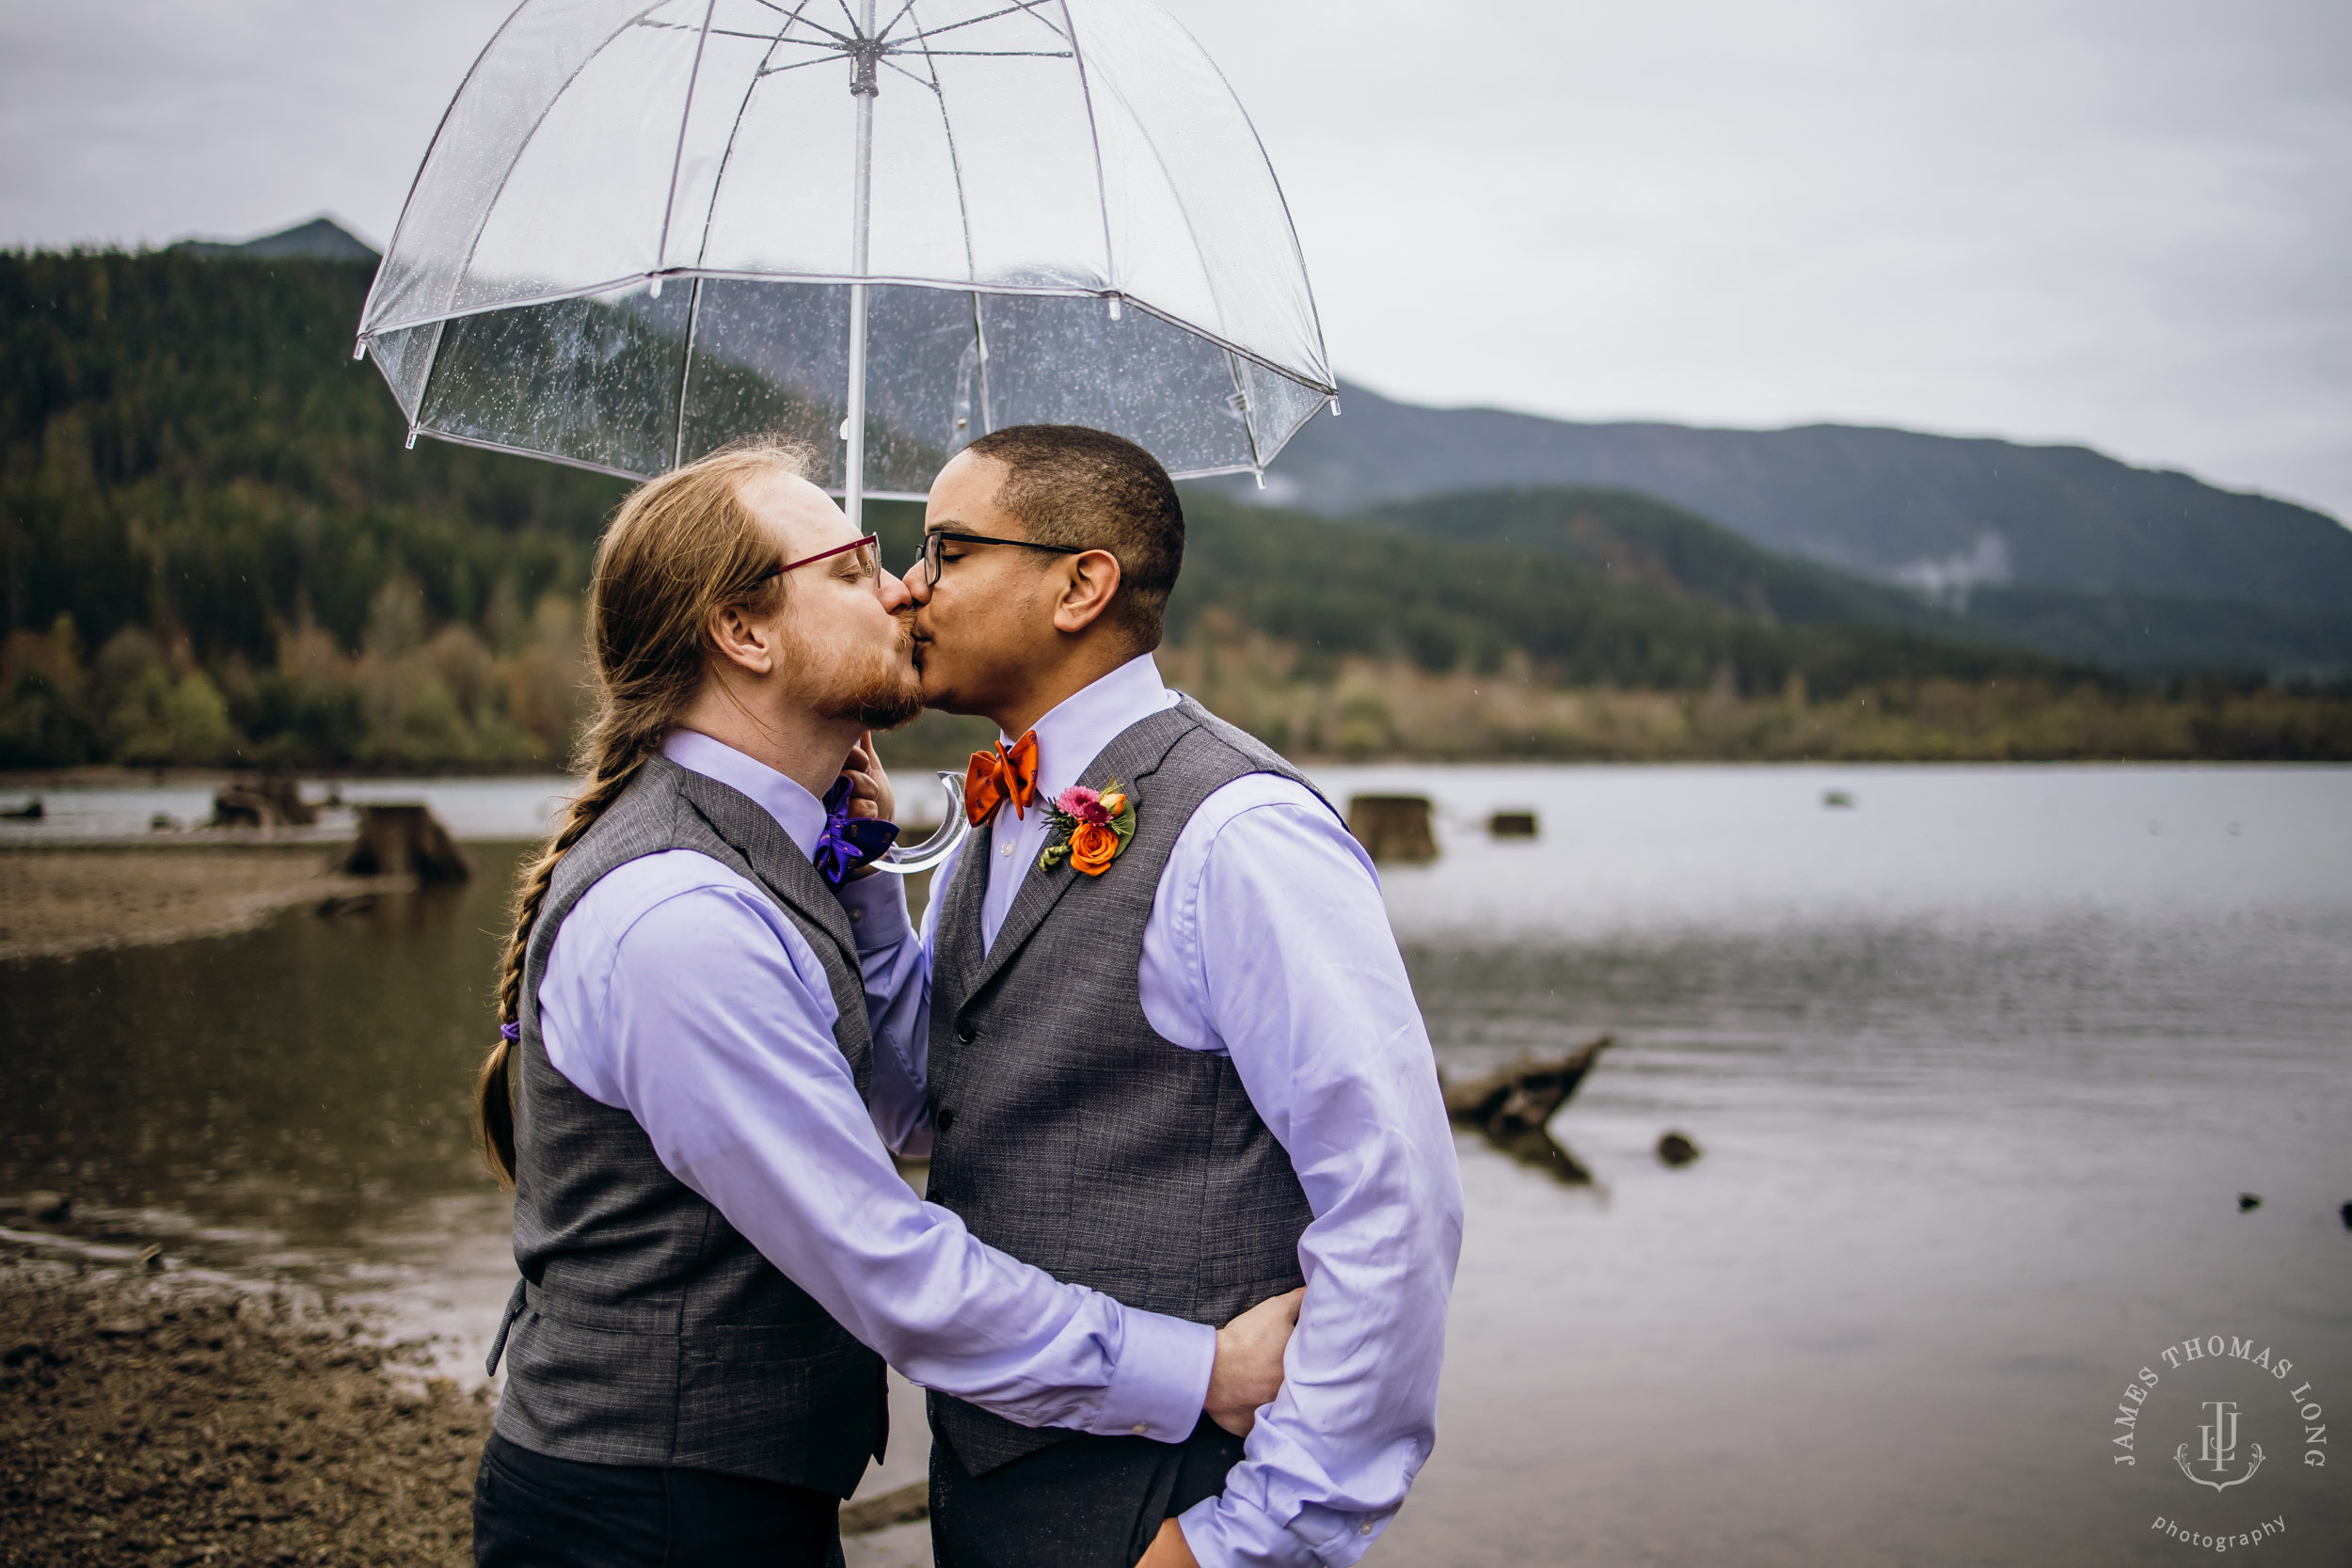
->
xmin=930 ymin=1417 xmax=1246 ymax=1568
xmin=473 ymin=1433 xmax=846 ymax=1568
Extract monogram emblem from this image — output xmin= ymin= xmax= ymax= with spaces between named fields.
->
xmin=2174 ymin=1399 xmax=2265 ymax=1492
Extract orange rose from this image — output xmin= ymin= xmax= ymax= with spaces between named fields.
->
xmin=1068 ymin=820 xmax=1120 ymax=876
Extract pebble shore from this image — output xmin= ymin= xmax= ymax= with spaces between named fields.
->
xmin=1 ymin=1246 xmax=490 ymax=1567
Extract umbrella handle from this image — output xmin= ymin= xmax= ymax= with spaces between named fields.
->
xmin=870 ymin=769 xmax=972 ymax=875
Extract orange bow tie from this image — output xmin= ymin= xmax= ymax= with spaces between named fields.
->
xmin=964 ymin=730 xmax=1040 ymax=827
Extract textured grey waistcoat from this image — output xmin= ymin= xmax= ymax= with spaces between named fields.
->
xmin=926 ymin=698 xmax=1325 ymax=1476
xmin=485 ymin=752 xmax=887 ymax=1497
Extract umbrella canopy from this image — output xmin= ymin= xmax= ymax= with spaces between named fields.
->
xmin=355 ymin=0 xmax=1337 ymax=507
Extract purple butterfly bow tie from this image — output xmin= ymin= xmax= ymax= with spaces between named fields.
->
xmin=814 ymin=776 xmax=899 ymax=886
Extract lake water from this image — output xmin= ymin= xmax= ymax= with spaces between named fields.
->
xmin=5 ymin=764 xmax=2348 ymax=1563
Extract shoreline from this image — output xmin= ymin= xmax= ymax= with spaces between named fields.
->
xmin=1 ymin=1241 xmax=490 ymax=1567
xmin=0 ymin=844 xmax=413 ymax=963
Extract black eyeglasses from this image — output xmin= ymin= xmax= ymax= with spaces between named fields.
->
xmin=918 ymin=529 xmax=1086 ymax=588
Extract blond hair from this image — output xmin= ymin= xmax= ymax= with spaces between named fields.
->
xmin=477 ymin=436 xmax=814 ymax=1186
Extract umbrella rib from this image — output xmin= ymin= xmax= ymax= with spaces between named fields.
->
xmin=882 ymin=56 xmax=938 ymax=91
xmin=674 ymin=275 xmax=704 ymax=469
xmin=635 ymin=18 xmax=822 ymax=41
xmin=448 ymin=6 xmax=657 ymax=326
xmin=905 ymin=6 xmax=990 ymax=431
xmin=750 ymin=7 xmax=853 ymax=45
xmin=362 ymin=0 xmax=529 ymax=338
xmin=700 ymin=3 xmax=814 ymax=265
xmin=757 ymin=53 xmax=849 ymax=75
xmin=901 ymin=1 xmax=1064 ymax=44
xmin=1058 ymin=0 xmax=1119 ymax=302
xmin=904 ymin=49 xmax=1070 ymax=56
xmin=653 ymin=0 xmax=722 ymax=287
xmin=875 ymin=0 xmax=921 ymax=44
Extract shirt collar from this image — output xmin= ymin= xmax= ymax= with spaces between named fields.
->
xmin=661 ymin=728 xmax=826 ymax=861
xmin=1008 ymin=652 xmax=1180 ymax=810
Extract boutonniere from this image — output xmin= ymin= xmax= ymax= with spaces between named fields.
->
xmin=1038 ymin=782 xmax=1139 ymax=876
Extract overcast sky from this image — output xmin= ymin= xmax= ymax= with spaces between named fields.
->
xmin=4 ymin=0 xmax=2347 ymax=521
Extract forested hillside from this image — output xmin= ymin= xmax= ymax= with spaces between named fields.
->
xmin=1239 ymin=379 xmax=2352 ymax=619
xmin=5 ymin=248 xmax=2347 ymax=769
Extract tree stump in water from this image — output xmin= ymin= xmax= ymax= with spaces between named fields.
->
xmin=1347 ymin=795 xmax=1437 ymax=863
xmin=338 ymin=804 xmax=471 ymax=882
xmin=211 ymin=773 xmax=316 ymax=828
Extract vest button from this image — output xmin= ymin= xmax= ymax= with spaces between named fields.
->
xmin=956 ymin=1022 xmax=976 ymax=1043
xmin=936 ymin=1109 xmax=956 ymax=1133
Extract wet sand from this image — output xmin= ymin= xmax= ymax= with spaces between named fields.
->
xmin=0 ymin=847 xmax=403 ymax=962
xmin=0 ymin=1243 xmax=490 ymax=1568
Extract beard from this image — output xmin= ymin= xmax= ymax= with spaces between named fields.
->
xmin=803 ymin=615 xmax=926 ymax=730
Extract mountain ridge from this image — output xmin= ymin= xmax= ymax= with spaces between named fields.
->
xmin=1233 ymin=380 xmax=2352 ymax=616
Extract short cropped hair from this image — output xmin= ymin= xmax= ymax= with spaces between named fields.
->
xmin=964 ymin=424 xmax=1184 ymax=647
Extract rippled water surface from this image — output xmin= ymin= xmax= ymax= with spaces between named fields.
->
xmin=6 ymin=763 xmax=2348 ymax=1562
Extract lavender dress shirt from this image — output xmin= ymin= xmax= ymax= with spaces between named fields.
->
xmin=532 ymin=727 xmax=1216 ymax=1447
xmin=914 ymin=655 xmax=1466 ymax=1568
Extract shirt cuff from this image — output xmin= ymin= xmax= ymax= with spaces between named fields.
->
xmin=834 ymin=870 xmax=910 ymax=951
xmin=1177 ymin=1493 xmax=1379 ymax=1568
xmin=1087 ymin=1306 xmax=1214 ymax=1444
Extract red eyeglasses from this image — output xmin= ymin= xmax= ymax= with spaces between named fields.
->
xmin=750 ymin=533 xmax=881 ymax=586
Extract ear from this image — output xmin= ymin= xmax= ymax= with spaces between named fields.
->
xmin=1050 ymin=549 xmax=1123 ymax=636
xmin=707 ymin=600 xmax=782 ymax=677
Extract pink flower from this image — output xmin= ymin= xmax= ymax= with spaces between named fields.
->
xmin=1055 ymin=784 xmax=1110 ymax=825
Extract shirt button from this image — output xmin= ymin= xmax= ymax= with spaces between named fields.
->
xmin=848 ymin=908 xmax=863 ymax=923
xmin=1000 ymin=840 xmax=1015 ymax=856
xmin=1131 ymin=1423 xmax=1148 ymax=1435
xmin=1359 ymin=1522 xmax=1375 ymax=1536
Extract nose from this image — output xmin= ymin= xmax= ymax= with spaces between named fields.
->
xmin=901 ymin=560 xmax=934 ymax=606
xmin=876 ymin=563 xmax=916 ymax=613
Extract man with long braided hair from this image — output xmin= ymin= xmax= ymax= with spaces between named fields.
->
xmin=468 ymin=437 xmax=1301 ymax=1568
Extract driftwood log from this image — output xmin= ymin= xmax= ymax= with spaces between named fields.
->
xmin=839 ymin=1480 xmax=929 ymax=1536
xmin=1346 ymin=795 xmax=1437 ymax=863
xmin=337 ymin=804 xmax=471 ymax=882
xmin=1441 ymin=1036 xmax=1613 ymax=1135
xmin=1439 ymin=1036 xmax=1613 ymax=1184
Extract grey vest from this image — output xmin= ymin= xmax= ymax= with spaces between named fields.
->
xmin=926 ymin=699 xmax=1326 ymax=1475
xmin=485 ymin=752 xmax=887 ymax=1496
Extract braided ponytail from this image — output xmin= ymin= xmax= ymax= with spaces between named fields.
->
xmin=476 ymin=436 xmax=815 ymax=1186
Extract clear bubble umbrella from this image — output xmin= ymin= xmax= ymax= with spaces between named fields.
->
xmin=353 ymin=0 xmax=1339 ymax=526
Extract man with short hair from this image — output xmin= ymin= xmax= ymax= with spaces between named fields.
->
xmin=472 ymin=438 xmax=1301 ymax=1568
xmin=903 ymin=425 xmax=1464 ymax=1568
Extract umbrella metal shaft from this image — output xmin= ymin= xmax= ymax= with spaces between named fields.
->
xmin=843 ymin=0 xmax=879 ymax=531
